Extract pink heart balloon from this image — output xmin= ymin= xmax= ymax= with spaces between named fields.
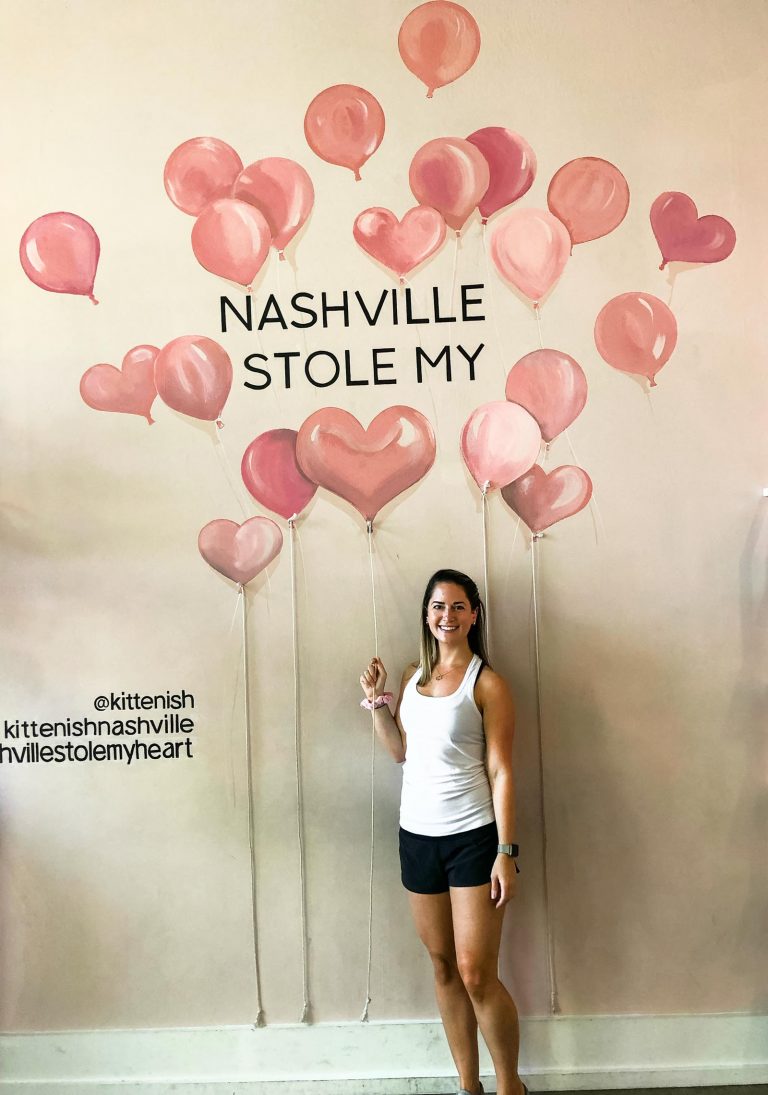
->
xmin=241 ymin=429 xmax=317 ymax=521
xmin=501 ymin=464 xmax=593 ymax=534
xmin=155 ymin=335 xmax=232 ymax=423
xmin=398 ymin=1 xmax=481 ymax=98
xmin=547 ymin=157 xmax=629 ymax=245
xmin=296 ymin=406 xmax=436 ymax=522
xmin=304 ymin=84 xmax=385 ymax=181
xmin=233 ymin=157 xmax=315 ymax=258
xmin=198 ymin=517 xmax=283 ymax=586
xmin=164 ymin=137 xmax=243 ymax=216
xmin=80 ymin=345 xmax=159 ymax=424
xmin=505 ymin=348 xmax=588 ymax=443
xmin=353 ymin=205 xmax=447 ymax=281
xmin=409 ymin=137 xmax=490 ymax=233
xmin=650 ymin=191 xmax=736 ymax=270
xmin=191 ymin=199 xmax=271 ymax=289
xmin=460 ymin=402 xmax=541 ymax=490
xmin=466 ymin=126 xmax=537 ymax=223
xmin=20 ymin=211 xmax=100 ymax=304
xmin=594 ymin=292 xmax=677 ymax=387
xmin=490 ymin=207 xmax=571 ymax=305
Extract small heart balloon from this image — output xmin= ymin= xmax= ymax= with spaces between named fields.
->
xmin=501 ymin=464 xmax=593 ymax=534
xmin=353 ymin=205 xmax=446 ymax=281
xmin=650 ymin=191 xmax=736 ymax=270
xmin=505 ymin=348 xmax=588 ymax=443
xmin=80 ymin=345 xmax=159 ymax=424
xmin=241 ymin=429 xmax=317 ymax=521
xmin=198 ymin=517 xmax=283 ymax=586
xmin=460 ymin=402 xmax=542 ymax=490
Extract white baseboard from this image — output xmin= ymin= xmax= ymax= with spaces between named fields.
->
xmin=1 ymin=1014 xmax=766 ymax=1093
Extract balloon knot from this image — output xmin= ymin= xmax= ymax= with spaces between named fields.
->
xmin=216 ymin=419 xmax=224 ymax=429
xmin=659 ymin=261 xmax=667 ymax=271
xmin=533 ymin=301 xmax=540 ymax=311
xmin=426 ymin=89 xmax=434 ymax=99
xmin=532 ymin=531 xmax=545 ymax=542
xmin=354 ymin=169 xmax=362 ymax=182
xmin=88 ymin=293 xmax=99 ymax=305
xmin=455 ymin=230 xmax=461 ymax=240
xmin=146 ymin=414 xmax=155 ymax=426
xmin=481 ymin=217 xmax=488 ymax=226
xmin=482 ymin=480 xmax=491 ymax=496
xmin=279 ymin=250 xmax=286 ymax=262
xmin=399 ymin=276 xmax=405 ymax=287
xmin=649 ymin=377 xmax=657 ymax=388
xmin=366 ymin=519 xmax=374 ymax=534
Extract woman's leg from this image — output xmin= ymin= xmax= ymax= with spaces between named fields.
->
xmin=408 ymin=891 xmax=483 ymax=1095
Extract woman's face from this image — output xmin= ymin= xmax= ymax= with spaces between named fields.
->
xmin=425 ymin=582 xmax=478 ymax=647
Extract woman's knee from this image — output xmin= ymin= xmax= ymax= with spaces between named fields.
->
xmin=457 ymin=954 xmax=497 ymax=999
xmin=428 ymin=949 xmax=460 ymax=986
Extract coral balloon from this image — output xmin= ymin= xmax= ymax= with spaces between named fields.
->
xmin=501 ymin=465 xmax=593 ymax=534
xmin=198 ymin=517 xmax=283 ymax=587
xmin=547 ymin=157 xmax=629 ymax=245
xmin=164 ymin=137 xmax=243 ymax=216
xmin=241 ymin=429 xmax=317 ymax=521
xmin=155 ymin=335 xmax=232 ymax=423
xmin=505 ymin=348 xmax=588 ymax=443
xmin=304 ymin=84 xmax=385 ymax=180
xmin=353 ymin=205 xmax=446 ymax=281
xmin=19 ymin=212 xmax=100 ymax=303
xmin=191 ymin=199 xmax=271 ymax=289
xmin=490 ymin=207 xmax=571 ymax=304
xmin=398 ymin=0 xmax=481 ymax=98
xmin=233 ymin=158 xmax=315 ymax=259
xmin=650 ymin=191 xmax=736 ymax=270
xmin=594 ymin=292 xmax=677 ymax=387
xmin=466 ymin=127 xmax=537 ymax=222
xmin=296 ymin=406 xmax=436 ymax=522
xmin=460 ymin=402 xmax=541 ymax=491
xmin=80 ymin=345 xmax=159 ymax=424
xmin=409 ymin=137 xmax=490 ymax=233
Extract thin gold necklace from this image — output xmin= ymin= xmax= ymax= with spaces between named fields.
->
xmin=434 ymin=659 xmax=470 ymax=681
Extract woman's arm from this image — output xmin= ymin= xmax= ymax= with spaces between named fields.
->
xmin=477 ymin=668 xmax=518 ymax=907
xmin=360 ymin=657 xmax=415 ymax=764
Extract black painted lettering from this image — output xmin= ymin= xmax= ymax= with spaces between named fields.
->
xmin=291 ymin=292 xmax=318 ymax=328
xmin=354 ymin=289 xmax=389 ymax=327
xmin=221 ymin=295 xmax=252 ymax=332
xmin=274 ymin=351 xmax=301 ymax=389
xmin=344 ymin=349 xmax=369 ymax=386
xmin=321 ymin=292 xmax=350 ymax=328
xmin=373 ymin=348 xmax=397 ymax=385
xmin=305 ymin=351 xmax=341 ymax=387
xmin=405 ymin=287 xmax=428 ymax=324
xmin=461 ymin=283 xmax=485 ymax=322
xmin=457 ymin=343 xmax=484 ymax=380
xmin=415 ymin=345 xmax=451 ymax=383
xmin=432 ymin=285 xmax=456 ymax=323
xmin=258 ymin=294 xmax=288 ymax=330
xmin=243 ymin=354 xmax=271 ymax=390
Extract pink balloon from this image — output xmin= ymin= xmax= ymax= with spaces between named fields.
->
xmin=409 ymin=137 xmax=490 ymax=233
xmin=353 ymin=205 xmax=447 ymax=281
xmin=501 ymin=465 xmax=593 ymax=534
xmin=304 ymin=85 xmax=385 ymax=180
xmin=198 ymin=517 xmax=283 ymax=587
xmin=155 ymin=335 xmax=232 ymax=423
xmin=466 ymin=127 xmax=537 ymax=222
xmin=191 ymin=199 xmax=271 ymax=289
xmin=19 ymin=212 xmax=100 ymax=303
xmin=80 ymin=345 xmax=159 ymax=425
xmin=296 ymin=406 xmax=436 ymax=523
xmin=398 ymin=1 xmax=481 ymax=98
xmin=505 ymin=348 xmax=588 ymax=443
xmin=547 ymin=157 xmax=629 ymax=245
xmin=490 ymin=207 xmax=571 ymax=305
xmin=594 ymin=292 xmax=677 ymax=387
xmin=164 ymin=137 xmax=243 ymax=216
xmin=650 ymin=191 xmax=736 ymax=270
xmin=241 ymin=430 xmax=317 ymax=521
xmin=460 ymin=402 xmax=541 ymax=490
xmin=233 ymin=158 xmax=315 ymax=259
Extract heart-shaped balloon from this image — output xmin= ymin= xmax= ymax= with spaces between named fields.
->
xmin=155 ymin=335 xmax=232 ymax=423
xmin=80 ymin=345 xmax=159 ymax=424
xmin=296 ymin=406 xmax=436 ymax=522
xmin=353 ymin=205 xmax=446 ymax=281
xmin=650 ymin=191 xmax=736 ymax=270
xmin=198 ymin=517 xmax=283 ymax=586
xmin=490 ymin=207 xmax=571 ymax=304
xmin=505 ymin=348 xmax=587 ymax=443
xmin=460 ymin=402 xmax=542 ymax=490
xmin=241 ymin=429 xmax=317 ymax=520
xmin=501 ymin=464 xmax=593 ymax=534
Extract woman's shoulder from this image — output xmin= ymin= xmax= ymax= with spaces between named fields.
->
xmin=401 ymin=661 xmax=420 ymax=684
xmin=474 ymin=664 xmax=513 ymax=704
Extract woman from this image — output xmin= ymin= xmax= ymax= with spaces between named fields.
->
xmin=360 ymin=568 xmax=526 ymax=1095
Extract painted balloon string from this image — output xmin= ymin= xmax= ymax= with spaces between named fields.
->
xmin=481 ymin=227 xmax=513 ymax=391
xmin=534 ymin=304 xmax=544 ymax=350
xmin=563 ymin=428 xmax=606 ymax=545
xmin=481 ymin=481 xmax=492 ymax=658
xmin=361 ymin=519 xmax=379 ymax=1023
xmin=213 ymin=431 xmax=250 ymax=520
xmin=449 ymin=235 xmax=460 ymax=317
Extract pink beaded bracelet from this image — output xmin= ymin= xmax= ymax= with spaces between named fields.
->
xmin=360 ymin=692 xmax=393 ymax=710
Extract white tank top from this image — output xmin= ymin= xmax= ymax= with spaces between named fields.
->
xmin=399 ymin=654 xmax=495 ymax=836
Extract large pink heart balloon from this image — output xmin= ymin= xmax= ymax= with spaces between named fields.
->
xmin=650 ymin=191 xmax=736 ymax=270
xmin=353 ymin=205 xmax=446 ymax=281
xmin=505 ymin=348 xmax=588 ymax=443
xmin=409 ymin=137 xmax=490 ymax=233
xmin=304 ymin=84 xmax=385 ymax=180
xmin=466 ymin=127 xmax=537 ymax=223
xmin=460 ymin=402 xmax=541 ymax=490
xmin=241 ymin=429 xmax=317 ymax=521
xmin=155 ymin=335 xmax=232 ymax=423
xmin=594 ymin=292 xmax=677 ymax=387
xmin=198 ymin=517 xmax=283 ymax=586
xmin=80 ymin=345 xmax=159 ymax=424
xmin=233 ymin=158 xmax=315 ymax=259
xmin=191 ymin=199 xmax=271 ymax=289
xmin=547 ymin=157 xmax=629 ymax=245
xmin=490 ymin=208 xmax=571 ymax=304
xmin=501 ymin=465 xmax=593 ymax=534
xmin=20 ymin=212 xmax=100 ymax=303
xmin=296 ymin=407 xmax=436 ymax=522
xmin=398 ymin=1 xmax=481 ymax=98
xmin=164 ymin=137 xmax=243 ymax=216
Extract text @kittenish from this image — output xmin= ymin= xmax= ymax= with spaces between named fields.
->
xmin=1 ymin=691 xmax=196 ymax=767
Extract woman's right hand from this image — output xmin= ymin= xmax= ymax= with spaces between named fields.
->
xmin=360 ymin=656 xmax=387 ymax=701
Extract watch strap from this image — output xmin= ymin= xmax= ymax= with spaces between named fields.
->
xmin=497 ymin=843 xmax=519 ymax=857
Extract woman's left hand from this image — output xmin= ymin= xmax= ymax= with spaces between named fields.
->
xmin=490 ymin=854 xmax=517 ymax=908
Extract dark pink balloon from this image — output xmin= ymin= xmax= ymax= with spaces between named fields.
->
xmin=650 ymin=191 xmax=736 ymax=270
xmin=80 ymin=345 xmax=159 ymax=424
xmin=409 ymin=137 xmax=490 ymax=233
xmin=501 ymin=465 xmax=593 ymax=534
xmin=233 ymin=158 xmax=315 ymax=258
xmin=198 ymin=517 xmax=283 ymax=586
xmin=460 ymin=402 xmax=541 ymax=490
xmin=547 ymin=157 xmax=629 ymax=245
xmin=398 ymin=1 xmax=481 ymax=98
xmin=241 ymin=429 xmax=317 ymax=521
xmin=304 ymin=85 xmax=385 ymax=180
xmin=164 ymin=137 xmax=243 ymax=216
xmin=191 ymin=199 xmax=271 ymax=289
xmin=353 ymin=205 xmax=446 ymax=281
xmin=19 ymin=212 xmax=100 ymax=303
xmin=505 ymin=348 xmax=588 ymax=443
xmin=155 ymin=335 xmax=232 ymax=423
xmin=594 ymin=292 xmax=677 ymax=387
xmin=466 ymin=127 xmax=536 ymax=222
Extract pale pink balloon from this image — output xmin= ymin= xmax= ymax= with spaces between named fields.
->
xmin=466 ymin=127 xmax=537 ymax=222
xmin=241 ymin=429 xmax=317 ymax=521
xmin=233 ymin=158 xmax=315 ymax=259
xmin=198 ymin=517 xmax=283 ymax=587
xmin=490 ymin=207 xmax=571 ymax=304
xmin=650 ymin=191 xmax=736 ymax=270
xmin=409 ymin=137 xmax=490 ymax=233
xmin=191 ymin=199 xmax=271 ymax=289
xmin=547 ymin=157 xmax=629 ymax=245
xmin=505 ymin=348 xmax=588 ymax=443
xmin=80 ymin=345 xmax=159 ymax=424
xmin=296 ymin=406 xmax=436 ymax=522
xmin=398 ymin=1 xmax=481 ymax=98
xmin=304 ymin=85 xmax=385 ymax=180
xmin=501 ymin=465 xmax=593 ymax=534
xmin=353 ymin=205 xmax=447 ymax=281
xmin=164 ymin=137 xmax=243 ymax=216
xmin=594 ymin=292 xmax=677 ymax=387
xmin=460 ymin=402 xmax=541 ymax=491
xmin=19 ymin=212 xmax=100 ymax=303
xmin=155 ymin=335 xmax=232 ymax=423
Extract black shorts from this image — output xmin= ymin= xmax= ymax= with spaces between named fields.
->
xmin=399 ymin=820 xmax=516 ymax=894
